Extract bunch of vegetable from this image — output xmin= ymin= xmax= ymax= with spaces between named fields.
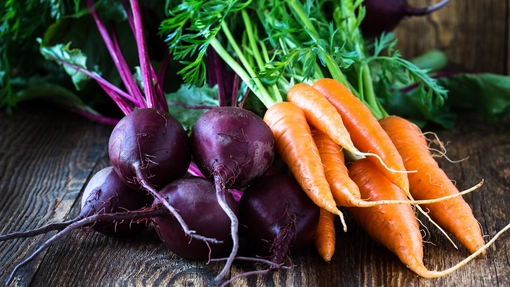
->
xmin=2 ymin=0 xmax=510 ymax=286
xmin=160 ymin=0 xmax=510 ymax=279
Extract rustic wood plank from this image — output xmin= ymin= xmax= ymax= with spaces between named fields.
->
xmin=0 ymin=105 xmax=111 ymax=286
xmin=394 ymin=0 xmax=509 ymax=74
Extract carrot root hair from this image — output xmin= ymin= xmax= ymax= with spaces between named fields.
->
xmin=412 ymin=221 xmax=510 ymax=278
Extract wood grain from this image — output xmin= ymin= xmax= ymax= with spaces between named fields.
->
xmin=0 ymin=105 xmax=111 ymax=286
xmin=394 ymin=0 xmax=509 ymax=74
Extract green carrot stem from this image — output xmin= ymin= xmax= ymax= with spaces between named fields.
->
xmin=361 ymin=64 xmax=384 ymax=119
xmin=242 ymin=10 xmax=265 ymax=72
xmin=210 ymin=37 xmax=275 ymax=108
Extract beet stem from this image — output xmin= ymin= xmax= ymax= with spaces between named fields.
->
xmin=231 ymin=72 xmax=240 ymax=107
xmin=120 ymin=0 xmax=168 ymax=111
xmin=135 ymin=168 xmax=222 ymax=244
xmin=213 ymin=174 xmax=240 ymax=282
xmin=58 ymin=105 xmax=120 ymax=126
xmin=404 ymin=0 xmax=451 ymax=16
xmin=86 ymin=0 xmax=144 ymax=106
xmin=4 ymin=207 xmax=165 ymax=286
xmin=130 ymin=0 xmax=156 ymax=107
xmin=0 ymin=217 xmax=83 ymax=242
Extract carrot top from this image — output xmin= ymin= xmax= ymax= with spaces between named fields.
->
xmin=161 ymin=0 xmax=447 ymax=118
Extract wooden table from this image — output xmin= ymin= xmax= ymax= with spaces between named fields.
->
xmin=1 ymin=105 xmax=509 ymax=287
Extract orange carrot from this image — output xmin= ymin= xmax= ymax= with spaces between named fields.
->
xmin=312 ymin=129 xmax=407 ymax=207
xmin=379 ymin=115 xmax=486 ymax=255
xmin=345 ymin=158 xmax=427 ymax=275
xmin=286 ymin=83 xmax=403 ymax=179
xmin=312 ymin=128 xmax=479 ymax=208
xmin=311 ymin=78 xmax=409 ymax=194
xmin=263 ymin=101 xmax=346 ymax=230
xmin=311 ymin=128 xmax=361 ymax=207
xmin=314 ymin=208 xmax=336 ymax=262
xmin=311 ymin=79 xmax=477 ymax=243
xmin=345 ymin=158 xmax=497 ymax=278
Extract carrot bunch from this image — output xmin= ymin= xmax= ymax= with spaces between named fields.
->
xmin=265 ymin=78 xmax=490 ymax=274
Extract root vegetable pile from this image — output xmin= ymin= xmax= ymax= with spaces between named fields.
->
xmin=2 ymin=0 xmax=510 ymax=286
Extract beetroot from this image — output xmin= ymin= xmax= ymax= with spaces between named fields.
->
xmin=360 ymin=0 xmax=451 ymax=38
xmin=239 ymin=174 xmax=320 ymax=264
xmin=190 ymin=106 xmax=275 ymax=280
xmin=108 ymin=108 xmax=191 ymax=190
xmin=0 ymin=166 xmax=153 ymax=242
xmin=191 ymin=106 xmax=275 ymax=188
xmin=152 ymin=177 xmax=239 ymax=260
xmin=108 ymin=108 xmax=220 ymax=244
xmin=80 ymin=166 xmax=153 ymax=236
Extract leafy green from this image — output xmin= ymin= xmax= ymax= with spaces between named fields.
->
xmin=0 ymin=0 xmax=80 ymax=110
xmin=38 ymin=39 xmax=93 ymax=90
xmin=376 ymin=81 xmax=456 ymax=129
xmin=161 ymin=0 xmax=251 ymax=86
xmin=15 ymin=82 xmax=87 ymax=108
xmin=438 ymin=73 xmax=510 ymax=123
xmin=166 ymin=84 xmax=219 ymax=133
xmin=379 ymin=72 xmax=510 ymax=128
xmin=158 ymin=0 xmax=453 ymax=128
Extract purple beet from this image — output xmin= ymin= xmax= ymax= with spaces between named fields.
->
xmin=191 ymin=106 xmax=275 ymax=188
xmin=190 ymin=106 xmax=275 ymax=280
xmin=80 ymin=166 xmax=153 ymax=236
xmin=360 ymin=0 xmax=451 ymax=38
xmin=1 ymin=167 xmax=164 ymax=286
xmin=151 ymin=177 xmax=239 ymax=260
xmin=239 ymin=174 xmax=320 ymax=264
xmin=108 ymin=108 xmax=219 ymax=244
xmin=108 ymin=108 xmax=191 ymax=190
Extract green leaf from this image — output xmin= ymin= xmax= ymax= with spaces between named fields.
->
xmin=38 ymin=39 xmax=92 ymax=90
xmin=166 ymin=84 xmax=220 ymax=133
xmin=160 ymin=0 xmax=251 ymax=86
xmin=438 ymin=73 xmax=510 ymax=123
xmin=14 ymin=82 xmax=86 ymax=107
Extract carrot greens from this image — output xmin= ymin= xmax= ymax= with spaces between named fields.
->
xmin=160 ymin=0 xmax=447 ymax=126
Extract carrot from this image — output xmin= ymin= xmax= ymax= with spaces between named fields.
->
xmin=345 ymin=158 xmax=504 ymax=278
xmin=312 ymin=128 xmax=435 ymax=207
xmin=379 ymin=115 xmax=486 ymax=255
xmin=314 ymin=208 xmax=336 ymax=262
xmin=310 ymin=78 xmax=475 ymax=244
xmin=286 ymin=83 xmax=405 ymax=179
xmin=311 ymin=128 xmax=361 ymax=206
xmin=311 ymin=78 xmax=409 ymax=194
xmin=313 ymin=128 xmax=482 ymax=208
xmin=263 ymin=101 xmax=347 ymax=231
xmin=345 ymin=158 xmax=427 ymax=275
